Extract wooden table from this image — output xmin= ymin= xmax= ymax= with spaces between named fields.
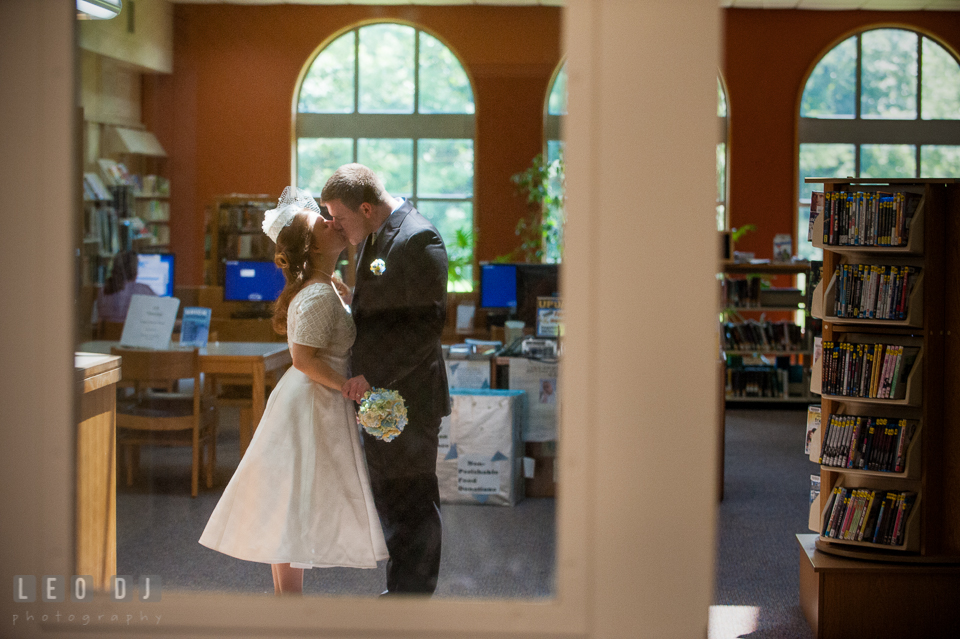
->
xmin=79 ymin=341 xmax=292 ymax=457
xmin=74 ymin=352 xmax=121 ymax=590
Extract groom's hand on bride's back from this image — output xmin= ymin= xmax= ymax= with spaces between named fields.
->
xmin=332 ymin=278 xmax=352 ymax=304
xmin=342 ymin=374 xmax=370 ymax=402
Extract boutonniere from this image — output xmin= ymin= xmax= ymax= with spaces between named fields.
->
xmin=370 ymin=259 xmax=386 ymax=276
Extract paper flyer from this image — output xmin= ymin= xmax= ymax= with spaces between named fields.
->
xmin=119 ymin=295 xmax=180 ymax=350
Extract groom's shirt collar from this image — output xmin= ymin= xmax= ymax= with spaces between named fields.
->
xmin=372 ymin=197 xmax=405 ymax=244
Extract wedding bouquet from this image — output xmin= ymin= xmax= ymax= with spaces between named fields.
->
xmin=357 ymin=388 xmax=408 ymax=442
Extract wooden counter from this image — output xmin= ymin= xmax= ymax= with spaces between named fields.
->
xmin=797 ymin=533 xmax=960 ymax=638
xmin=75 ymin=352 xmax=121 ymax=591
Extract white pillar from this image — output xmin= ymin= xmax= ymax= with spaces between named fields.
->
xmin=0 ymin=0 xmax=77 ymax=599
xmin=562 ymin=1 xmax=720 ymax=635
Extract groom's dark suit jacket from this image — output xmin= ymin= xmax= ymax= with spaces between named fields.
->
xmin=351 ymin=200 xmax=451 ymax=479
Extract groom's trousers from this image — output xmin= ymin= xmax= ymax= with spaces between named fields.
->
xmin=369 ymin=470 xmax=442 ymax=595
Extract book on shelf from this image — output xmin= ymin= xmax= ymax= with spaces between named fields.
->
xmin=148 ymin=223 xmax=170 ymax=246
xmin=805 ymin=405 xmax=821 ymax=457
xmin=822 ymin=486 xmax=915 ymax=546
xmin=179 ymin=307 xmax=212 ymax=348
xmin=83 ymin=172 xmax=112 ymax=201
xmin=722 ymin=276 xmax=763 ymax=308
xmin=820 ymin=341 xmax=919 ymax=400
xmin=725 ymin=364 xmax=790 ymax=399
xmin=819 ymin=414 xmax=916 ymax=472
xmin=97 ymin=158 xmax=134 ymax=188
xmin=808 ymin=192 xmax=824 ymax=241
xmin=138 ymin=199 xmax=170 ymax=222
xmin=773 ymin=233 xmax=792 ymax=263
xmin=830 ymin=264 xmax=919 ymax=320
xmin=817 ymin=190 xmax=922 ymax=248
xmin=141 ymin=174 xmax=170 ymax=196
xmin=722 ymin=319 xmax=805 ymax=352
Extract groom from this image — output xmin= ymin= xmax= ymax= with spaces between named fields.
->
xmin=323 ymin=163 xmax=451 ymax=595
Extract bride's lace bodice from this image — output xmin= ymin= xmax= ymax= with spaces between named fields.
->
xmin=287 ymin=282 xmax=355 ymax=357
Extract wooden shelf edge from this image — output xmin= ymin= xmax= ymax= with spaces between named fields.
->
xmin=724 ymin=349 xmax=812 ymax=356
xmin=723 ymin=262 xmax=811 ymax=275
xmin=725 ymin=395 xmax=814 ymax=404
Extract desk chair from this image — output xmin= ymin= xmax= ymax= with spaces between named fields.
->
xmin=112 ymin=347 xmax=218 ymax=497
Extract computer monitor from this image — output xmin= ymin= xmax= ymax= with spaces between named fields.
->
xmin=478 ymin=263 xmax=518 ymax=310
xmin=224 ymin=260 xmax=286 ymax=302
xmin=515 ymin=263 xmax=559 ymax=330
xmin=479 ymin=262 xmax=560 ymax=331
xmin=136 ymin=253 xmax=175 ymax=297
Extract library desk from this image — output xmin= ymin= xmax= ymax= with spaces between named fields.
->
xmin=796 ymin=533 xmax=960 ymax=638
xmin=79 ymin=341 xmax=292 ymax=457
xmin=74 ymin=352 xmax=121 ymax=590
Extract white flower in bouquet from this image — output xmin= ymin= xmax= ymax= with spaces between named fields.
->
xmin=357 ymin=388 xmax=407 ymax=442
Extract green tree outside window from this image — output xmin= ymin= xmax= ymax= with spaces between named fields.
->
xmin=295 ymin=23 xmax=476 ymax=291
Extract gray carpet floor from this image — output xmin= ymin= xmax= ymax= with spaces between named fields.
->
xmin=116 ymin=406 xmax=816 ymax=636
xmin=116 ymin=408 xmax=555 ymax=599
xmin=714 ymin=406 xmax=817 ymax=639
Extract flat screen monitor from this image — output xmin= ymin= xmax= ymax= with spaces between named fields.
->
xmin=515 ymin=263 xmax=559 ymax=329
xmin=136 ymin=253 xmax=174 ymax=297
xmin=479 ymin=263 xmax=518 ymax=310
xmin=224 ymin=260 xmax=286 ymax=302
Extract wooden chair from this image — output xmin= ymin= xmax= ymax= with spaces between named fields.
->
xmin=97 ymin=321 xmax=126 ymax=340
xmin=111 ymin=347 xmax=218 ymax=497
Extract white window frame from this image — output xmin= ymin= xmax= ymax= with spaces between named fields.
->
xmin=798 ymin=27 xmax=960 ymax=255
xmin=718 ymin=73 xmax=730 ymax=231
xmin=292 ymin=22 xmax=476 ymax=252
xmin=17 ymin=2 xmax=718 ymax=637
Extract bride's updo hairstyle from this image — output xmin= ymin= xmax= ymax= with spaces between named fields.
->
xmin=271 ymin=213 xmax=317 ymax=335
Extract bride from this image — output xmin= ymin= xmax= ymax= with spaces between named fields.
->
xmin=199 ymin=187 xmax=387 ymax=594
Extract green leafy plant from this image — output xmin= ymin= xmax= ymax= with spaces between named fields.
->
xmin=731 ymin=223 xmax=756 ymax=244
xmin=447 ymin=226 xmax=474 ymax=292
xmin=499 ymin=153 xmax=565 ymax=263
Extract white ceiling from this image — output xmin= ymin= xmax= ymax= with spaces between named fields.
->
xmin=167 ymin=0 xmax=960 ymax=9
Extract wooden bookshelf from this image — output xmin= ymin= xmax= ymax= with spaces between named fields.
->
xmin=801 ymin=178 xmax=960 ymax=637
xmin=720 ymin=261 xmax=814 ymax=404
xmin=204 ymin=194 xmax=274 ymax=287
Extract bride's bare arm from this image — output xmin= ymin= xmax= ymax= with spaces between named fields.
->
xmin=290 ymin=342 xmax=347 ymax=392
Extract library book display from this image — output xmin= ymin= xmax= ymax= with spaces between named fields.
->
xmin=799 ymin=178 xmax=960 ymax=638
xmin=721 ymin=261 xmax=814 ymax=404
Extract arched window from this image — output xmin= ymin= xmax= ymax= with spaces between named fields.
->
xmin=718 ymin=76 xmax=729 ymax=231
xmin=294 ymin=23 xmax=476 ymax=290
xmin=798 ymin=28 xmax=960 ymax=260
xmin=546 ymin=61 xmax=567 ymax=164
xmin=541 ymin=61 xmax=567 ymax=263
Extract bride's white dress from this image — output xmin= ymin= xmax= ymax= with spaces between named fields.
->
xmin=199 ymin=282 xmax=388 ymax=569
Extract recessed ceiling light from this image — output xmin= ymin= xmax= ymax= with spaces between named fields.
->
xmin=77 ymin=0 xmax=122 ymax=21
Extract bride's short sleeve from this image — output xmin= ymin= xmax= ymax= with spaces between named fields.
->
xmin=289 ymin=286 xmax=338 ymax=349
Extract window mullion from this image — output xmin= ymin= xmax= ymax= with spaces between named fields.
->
xmin=916 ymin=34 xmax=923 ymax=123
xmin=855 ymin=33 xmax=862 ymax=121
xmin=353 ymin=29 xmax=360 ymax=115
xmin=414 ymin=30 xmax=420 ymax=115
xmin=412 ymin=138 xmax=419 ymax=206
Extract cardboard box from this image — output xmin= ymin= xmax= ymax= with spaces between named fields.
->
xmin=444 ymin=357 xmax=492 ymax=390
xmin=524 ymin=441 xmax=557 ymax=498
xmin=437 ymin=389 xmax=526 ymax=506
